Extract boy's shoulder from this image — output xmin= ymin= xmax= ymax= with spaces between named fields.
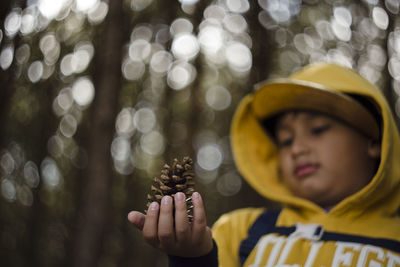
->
xmin=212 ymin=207 xmax=266 ymax=232
xmin=211 ymin=207 xmax=267 ymax=264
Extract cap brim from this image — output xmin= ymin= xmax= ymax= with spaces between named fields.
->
xmin=253 ymin=78 xmax=380 ymax=139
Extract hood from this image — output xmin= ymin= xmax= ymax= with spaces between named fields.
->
xmin=231 ymin=63 xmax=400 ymax=216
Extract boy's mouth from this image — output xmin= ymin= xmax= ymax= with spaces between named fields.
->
xmin=294 ymin=163 xmax=319 ymax=178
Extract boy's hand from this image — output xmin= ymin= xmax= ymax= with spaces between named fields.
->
xmin=127 ymin=192 xmax=213 ymax=258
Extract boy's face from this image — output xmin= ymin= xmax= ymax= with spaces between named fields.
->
xmin=275 ymin=111 xmax=380 ymax=208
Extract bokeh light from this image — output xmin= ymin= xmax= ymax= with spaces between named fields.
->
xmin=372 ymin=7 xmax=388 ymax=30
xmin=60 ymin=54 xmax=77 ymax=76
xmin=205 ymin=85 xmax=232 ymax=111
xmin=204 ymin=4 xmax=226 ymax=20
xmin=226 ymin=0 xmax=250 ymax=13
xmin=258 ymin=0 xmax=301 ymax=23
xmin=38 ymin=0 xmax=69 ymax=19
xmin=59 ymin=42 xmax=93 ymax=76
xmin=111 ymin=137 xmax=131 ymax=162
xmin=198 ymin=23 xmax=224 ymax=56
xmin=331 ymin=18 xmax=351 ymax=42
xmin=140 ymin=131 xmax=165 ymax=156
xmin=59 ymin=114 xmax=78 ymax=138
xmin=178 ymin=0 xmax=199 ymax=5
xmin=131 ymin=24 xmax=153 ymax=42
xmin=225 ymin=42 xmax=252 ymax=73
xmin=1 ymin=179 xmax=16 ymax=202
xmin=23 ymin=161 xmax=40 ymax=188
xmin=72 ymin=77 xmax=95 ymax=107
xmin=217 ymin=171 xmax=242 ymax=196
xmin=15 ymin=44 xmax=30 ymax=65
xmin=40 ymin=33 xmax=61 ymax=65
xmin=122 ymin=58 xmax=146 ymax=81
xmin=385 ymin=0 xmax=400 ymax=14
xmin=1 ymin=151 xmax=15 ymax=175
xmin=171 ymin=33 xmax=200 ymax=60
xmin=73 ymin=41 xmax=94 ymax=72
xmin=53 ymin=88 xmax=74 ymax=116
xmin=0 ymin=45 xmax=14 ymax=70
xmin=4 ymin=9 xmax=21 ymax=37
xmin=21 ymin=7 xmax=37 ymax=35
xmin=170 ymin=18 xmax=194 ymax=36
xmin=28 ymin=60 xmax=44 ymax=83
xmin=167 ymin=61 xmax=196 ymax=90
xmin=116 ymin=108 xmax=136 ymax=137
xmin=359 ymin=18 xmax=379 ymax=40
xmin=316 ymin=20 xmax=335 ymax=41
xmin=88 ymin=1 xmax=108 ymax=24
xmin=196 ymin=144 xmax=223 ymax=171
xmin=41 ymin=157 xmax=62 ymax=189
xmin=150 ymin=50 xmax=173 ymax=75
xmin=223 ymin=14 xmax=247 ymax=34
xmin=133 ymin=107 xmax=156 ymax=133
xmin=129 ymin=39 xmax=152 ymax=62
xmin=76 ymin=0 xmax=99 ymax=12
xmin=333 ymin=7 xmax=352 ymax=28
xmin=293 ymin=33 xmax=313 ymax=55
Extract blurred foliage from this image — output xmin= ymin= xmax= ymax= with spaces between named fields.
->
xmin=0 ymin=0 xmax=399 ymax=266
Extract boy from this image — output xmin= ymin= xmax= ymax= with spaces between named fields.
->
xmin=128 ymin=63 xmax=400 ymax=266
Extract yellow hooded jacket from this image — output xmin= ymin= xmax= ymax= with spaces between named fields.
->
xmin=212 ymin=63 xmax=400 ymax=267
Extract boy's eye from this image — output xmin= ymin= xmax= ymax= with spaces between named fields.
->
xmin=311 ymin=125 xmax=331 ymax=135
xmin=278 ymin=137 xmax=293 ymax=147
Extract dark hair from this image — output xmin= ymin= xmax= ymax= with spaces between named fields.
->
xmin=260 ymin=111 xmax=293 ymax=142
xmin=346 ymin=93 xmax=382 ymax=132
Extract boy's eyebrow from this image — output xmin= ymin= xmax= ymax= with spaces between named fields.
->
xmin=274 ymin=112 xmax=324 ymax=132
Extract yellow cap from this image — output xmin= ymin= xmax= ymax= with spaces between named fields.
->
xmin=253 ymin=76 xmax=380 ymax=139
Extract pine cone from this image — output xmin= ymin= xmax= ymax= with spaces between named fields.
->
xmin=145 ymin=156 xmax=195 ymax=222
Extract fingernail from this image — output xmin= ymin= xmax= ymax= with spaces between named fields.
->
xmin=192 ymin=192 xmax=200 ymax=200
xmin=162 ymin=196 xmax=172 ymax=205
xmin=176 ymin=192 xmax=185 ymax=202
xmin=150 ymin=202 xmax=158 ymax=210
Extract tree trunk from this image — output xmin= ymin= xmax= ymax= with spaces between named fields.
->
xmin=69 ymin=0 xmax=125 ymax=266
xmin=246 ymin=3 xmax=274 ymax=86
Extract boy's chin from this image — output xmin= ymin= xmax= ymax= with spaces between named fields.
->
xmin=296 ymin=192 xmax=341 ymax=209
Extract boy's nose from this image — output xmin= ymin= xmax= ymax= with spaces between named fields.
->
xmin=290 ymin=138 xmax=310 ymax=157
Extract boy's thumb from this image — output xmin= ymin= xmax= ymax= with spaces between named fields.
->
xmin=127 ymin=211 xmax=145 ymax=231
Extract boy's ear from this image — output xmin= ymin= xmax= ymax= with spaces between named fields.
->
xmin=367 ymin=139 xmax=381 ymax=158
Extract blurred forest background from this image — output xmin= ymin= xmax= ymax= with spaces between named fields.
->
xmin=0 ymin=0 xmax=399 ymax=266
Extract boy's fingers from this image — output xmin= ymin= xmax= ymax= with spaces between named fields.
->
xmin=191 ymin=192 xmax=208 ymax=241
xmin=127 ymin=211 xmax=145 ymax=231
xmin=174 ymin=192 xmax=190 ymax=242
xmin=142 ymin=202 xmax=160 ymax=247
xmin=190 ymin=192 xmax=213 ymax=256
xmin=158 ymin=196 xmax=175 ymax=247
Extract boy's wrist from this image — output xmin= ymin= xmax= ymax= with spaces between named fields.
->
xmin=168 ymin=239 xmax=218 ymax=267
